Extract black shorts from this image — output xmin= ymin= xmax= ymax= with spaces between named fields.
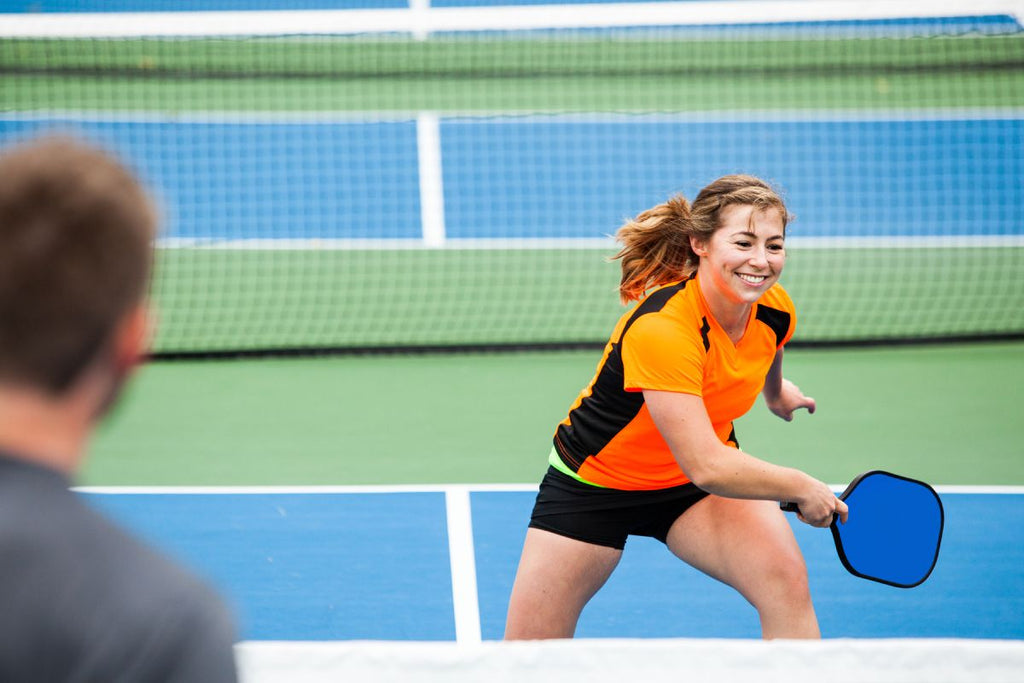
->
xmin=528 ymin=466 xmax=710 ymax=550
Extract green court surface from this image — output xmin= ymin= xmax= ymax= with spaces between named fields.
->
xmin=10 ymin=71 xmax=1020 ymax=112
xmin=86 ymin=341 xmax=1024 ymax=487
xmin=148 ymin=247 xmax=1024 ymax=353
xmin=5 ymin=35 xmax=1022 ymax=112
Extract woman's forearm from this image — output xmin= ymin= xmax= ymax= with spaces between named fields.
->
xmin=685 ymin=443 xmax=810 ymax=502
xmin=761 ymin=348 xmax=784 ymax=403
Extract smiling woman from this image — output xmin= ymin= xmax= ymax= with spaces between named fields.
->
xmin=692 ymin=203 xmax=787 ymax=339
xmin=505 ymin=175 xmax=847 ymax=642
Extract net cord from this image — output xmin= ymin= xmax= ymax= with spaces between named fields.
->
xmin=234 ymin=638 xmax=1024 ymax=683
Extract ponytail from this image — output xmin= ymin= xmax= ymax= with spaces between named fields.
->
xmin=612 ymin=195 xmax=697 ymax=304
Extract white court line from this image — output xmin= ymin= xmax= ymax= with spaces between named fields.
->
xmin=445 ymin=487 xmax=483 ymax=645
xmin=2 ymin=1 xmax=1022 ymax=38
xmin=148 ymin=235 xmax=1024 ymax=250
xmin=416 ymin=112 xmax=447 ymax=248
xmin=409 ymin=0 xmax=432 ymax=41
xmin=75 ymin=484 xmax=1024 ymax=495
xmin=0 ymin=111 xmax=419 ymax=124
xmin=74 ymin=483 xmax=541 ymax=494
xmin=934 ymin=485 xmax=1024 ymax=494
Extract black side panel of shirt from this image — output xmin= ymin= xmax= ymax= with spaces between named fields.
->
xmin=555 ymin=280 xmax=691 ymax=471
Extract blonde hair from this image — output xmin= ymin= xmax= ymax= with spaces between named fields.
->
xmin=613 ymin=175 xmax=790 ymax=303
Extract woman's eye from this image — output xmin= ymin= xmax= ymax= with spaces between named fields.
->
xmin=768 ymin=243 xmax=784 ymax=251
xmin=735 ymin=241 xmax=751 ymax=247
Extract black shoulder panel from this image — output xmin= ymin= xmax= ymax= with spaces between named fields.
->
xmin=617 ymin=279 xmax=690 ymax=344
xmin=755 ymin=305 xmax=791 ymax=347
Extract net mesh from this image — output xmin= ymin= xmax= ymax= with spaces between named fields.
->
xmin=2 ymin=3 xmax=1022 ymax=355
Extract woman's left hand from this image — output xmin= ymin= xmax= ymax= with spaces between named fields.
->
xmin=765 ymin=378 xmax=816 ymax=422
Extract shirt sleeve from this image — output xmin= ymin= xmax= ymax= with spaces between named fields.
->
xmin=620 ymin=313 xmax=706 ymax=395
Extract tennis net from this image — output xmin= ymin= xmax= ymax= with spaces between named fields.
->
xmin=2 ymin=1 xmax=1022 ymax=356
xmin=234 ymin=637 xmax=1024 ymax=682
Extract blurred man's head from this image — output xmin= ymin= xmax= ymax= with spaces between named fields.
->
xmin=0 ymin=136 xmax=156 ymax=412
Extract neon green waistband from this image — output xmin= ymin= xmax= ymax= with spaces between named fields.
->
xmin=548 ymin=446 xmax=606 ymax=488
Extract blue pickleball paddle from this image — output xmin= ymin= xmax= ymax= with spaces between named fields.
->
xmin=782 ymin=470 xmax=943 ymax=588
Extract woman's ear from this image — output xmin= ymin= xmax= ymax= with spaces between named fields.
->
xmin=689 ymin=235 xmax=708 ymax=258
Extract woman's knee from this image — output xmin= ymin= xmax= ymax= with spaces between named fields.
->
xmin=748 ymin=544 xmax=812 ymax=608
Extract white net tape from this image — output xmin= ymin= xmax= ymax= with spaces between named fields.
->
xmin=236 ymin=637 xmax=1024 ymax=683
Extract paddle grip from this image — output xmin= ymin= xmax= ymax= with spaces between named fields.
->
xmin=780 ymin=501 xmax=840 ymax=527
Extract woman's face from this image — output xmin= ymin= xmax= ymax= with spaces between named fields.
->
xmin=692 ymin=203 xmax=786 ymax=307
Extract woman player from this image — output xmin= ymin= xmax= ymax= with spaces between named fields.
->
xmin=505 ymin=175 xmax=848 ymax=640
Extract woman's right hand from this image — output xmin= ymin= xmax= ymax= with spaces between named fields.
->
xmin=793 ymin=476 xmax=849 ymax=528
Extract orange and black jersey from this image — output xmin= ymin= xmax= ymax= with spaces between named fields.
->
xmin=552 ymin=277 xmax=796 ymax=490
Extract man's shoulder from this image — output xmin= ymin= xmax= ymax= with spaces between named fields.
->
xmin=0 ymin=470 xmax=202 ymax=599
xmin=0 ymin=467 xmax=237 ymax=682
xmin=46 ymin=488 xmax=226 ymax=626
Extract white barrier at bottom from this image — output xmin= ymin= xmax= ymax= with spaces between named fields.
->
xmin=236 ymin=637 xmax=1024 ymax=683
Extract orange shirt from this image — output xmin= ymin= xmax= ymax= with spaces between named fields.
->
xmin=552 ymin=277 xmax=796 ymax=490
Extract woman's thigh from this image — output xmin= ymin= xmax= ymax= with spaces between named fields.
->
xmin=505 ymin=527 xmax=622 ymax=639
xmin=664 ymin=495 xmax=810 ymax=607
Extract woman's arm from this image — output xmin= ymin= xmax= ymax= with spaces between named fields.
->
xmin=643 ymin=389 xmax=845 ymax=527
xmin=762 ymin=348 xmax=816 ymax=422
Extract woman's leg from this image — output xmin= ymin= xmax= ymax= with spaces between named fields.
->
xmin=665 ymin=496 xmax=819 ymax=639
xmin=504 ymin=527 xmax=623 ymax=640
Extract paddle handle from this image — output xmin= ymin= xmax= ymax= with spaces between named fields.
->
xmin=780 ymin=501 xmax=840 ymax=526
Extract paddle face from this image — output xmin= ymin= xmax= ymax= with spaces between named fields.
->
xmin=831 ymin=471 xmax=944 ymax=588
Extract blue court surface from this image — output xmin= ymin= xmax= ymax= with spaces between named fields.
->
xmin=2 ymin=117 xmax=1021 ymax=242
xmin=82 ymin=486 xmax=1024 ymax=642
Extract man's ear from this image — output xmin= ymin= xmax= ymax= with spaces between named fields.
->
xmin=112 ymin=304 xmax=151 ymax=374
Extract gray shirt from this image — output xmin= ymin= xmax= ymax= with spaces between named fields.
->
xmin=0 ymin=453 xmax=238 ymax=682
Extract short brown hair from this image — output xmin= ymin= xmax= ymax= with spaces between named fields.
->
xmin=0 ymin=136 xmax=156 ymax=393
xmin=613 ymin=175 xmax=790 ymax=303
